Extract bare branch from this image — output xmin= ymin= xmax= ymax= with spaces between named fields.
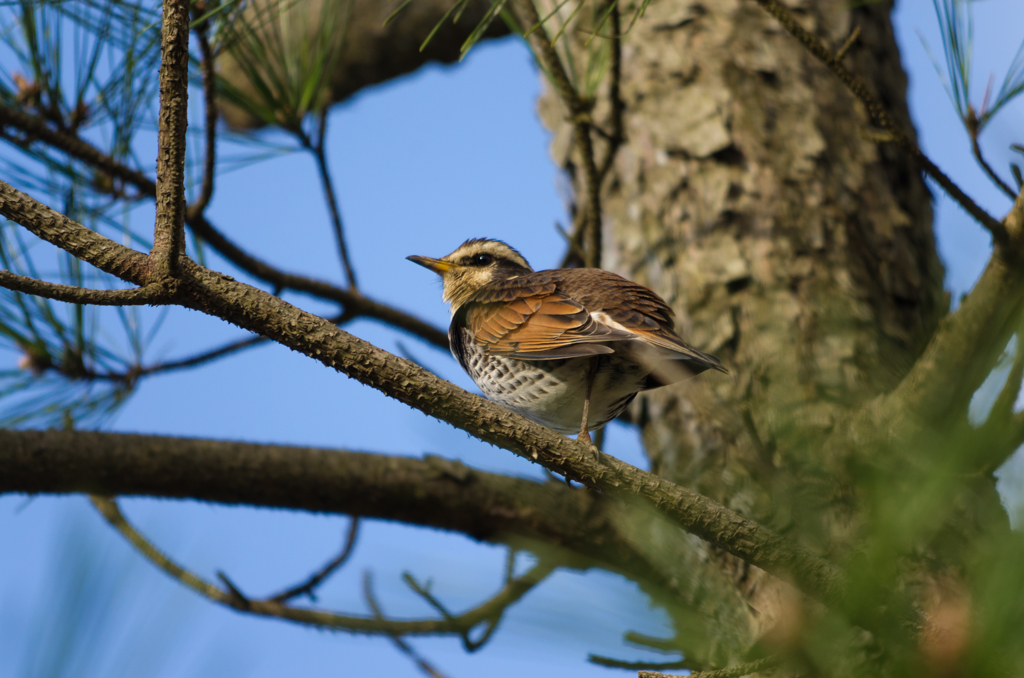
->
xmin=90 ymin=495 xmax=558 ymax=641
xmin=402 ymin=557 xmax=556 ymax=651
xmin=0 ymin=180 xmax=150 ymax=284
xmin=185 ymin=21 xmax=218 ymax=220
xmin=638 ymin=656 xmax=783 ymax=678
xmin=269 ymin=518 xmax=360 ymax=603
xmin=969 ymin=122 xmax=1017 ymax=200
xmin=89 ymin=496 xmax=506 ymax=634
xmin=0 ymin=271 xmax=171 ymax=306
xmin=834 ymin=25 xmax=861 ymax=62
xmin=139 ymin=333 xmax=266 ymax=375
xmin=306 ymin=110 xmax=358 ymax=288
xmin=364 ymin=573 xmax=452 ymax=678
xmin=136 ymin=310 xmax=353 ymax=377
xmin=0 ymin=104 xmax=449 ymax=349
xmin=751 ymin=0 xmax=1008 ymax=246
xmin=151 ymin=0 xmax=191 ymax=279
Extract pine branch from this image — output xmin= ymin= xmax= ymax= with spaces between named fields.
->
xmin=151 ymin=0 xmax=191 ymax=279
xmin=0 ymin=271 xmax=171 ymax=306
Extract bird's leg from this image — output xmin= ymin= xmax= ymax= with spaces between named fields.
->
xmin=578 ymin=356 xmax=600 ymax=445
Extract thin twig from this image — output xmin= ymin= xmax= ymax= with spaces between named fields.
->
xmin=137 ymin=310 xmax=354 ymax=377
xmin=0 ymin=103 xmax=449 ymax=349
xmin=185 ymin=21 xmax=218 ymax=220
xmin=151 ymin=0 xmax=191 ymax=279
xmin=140 ymin=334 xmax=266 ymax=375
xmin=834 ymin=25 xmax=860 ymax=62
xmin=968 ymin=120 xmax=1017 ymax=199
xmin=751 ymin=0 xmax=1008 ymax=246
xmin=0 ymin=271 xmax=172 ymax=306
xmin=402 ymin=558 xmax=556 ymax=652
xmin=308 ymin=109 xmax=358 ymax=288
xmin=88 ymin=495 xmax=558 ymax=635
xmin=270 ymin=518 xmax=360 ymax=602
xmin=364 ymin=573 xmax=452 ymax=678
xmin=595 ymin=0 xmax=624 ymax=184
xmin=560 ymin=0 xmax=623 ymax=269
xmin=639 ymin=655 xmax=783 ymax=678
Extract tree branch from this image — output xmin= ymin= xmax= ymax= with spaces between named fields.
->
xmin=0 ymin=104 xmax=449 ymax=349
xmin=306 ymin=111 xmax=358 ymax=288
xmin=969 ymin=125 xmax=1017 ymax=200
xmin=0 ymin=180 xmax=151 ymax=284
xmin=0 ymin=180 xmax=848 ymax=608
xmin=882 ymin=189 xmax=1024 ymax=427
xmin=0 ymin=271 xmax=171 ymax=306
xmin=151 ymin=0 xmax=191 ymax=279
xmin=751 ymin=0 xmax=1008 ymax=247
xmin=364 ymin=573 xmax=452 ymax=678
xmin=402 ymin=556 xmax=555 ymax=652
xmin=0 ymin=429 xmax=659 ymax=584
xmin=269 ymin=518 xmax=360 ymax=603
xmin=185 ymin=20 xmax=218 ymax=220
xmin=89 ymin=495 xmax=546 ymax=635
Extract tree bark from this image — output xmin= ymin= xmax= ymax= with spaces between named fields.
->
xmin=536 ymin=0 xmax=945 ymax=640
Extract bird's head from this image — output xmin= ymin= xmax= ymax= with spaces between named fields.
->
xmin=407 ymin=238 xmax=533 ymax=311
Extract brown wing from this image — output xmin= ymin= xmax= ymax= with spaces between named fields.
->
xmin=557 ymin=269 xmax=728 ymax=373
xmin=461 ymin=278 xmax=635 ymax=360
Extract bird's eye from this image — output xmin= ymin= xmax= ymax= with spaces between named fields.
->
xmin=471 ymin=253 xmax=494 ymax=266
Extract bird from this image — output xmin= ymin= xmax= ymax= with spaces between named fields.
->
xmin=408 ymin=238 xmax=727 ymax=444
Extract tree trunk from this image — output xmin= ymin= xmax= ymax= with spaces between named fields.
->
xmin=538 ymin=0 xmax=945 ymax=642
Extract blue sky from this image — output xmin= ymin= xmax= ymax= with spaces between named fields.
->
xmin=2 ymin=3 xmax=1024 ymax=676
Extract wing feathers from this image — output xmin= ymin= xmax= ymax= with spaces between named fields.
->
xmin=458 ymin=269 xmax=726 ymax=372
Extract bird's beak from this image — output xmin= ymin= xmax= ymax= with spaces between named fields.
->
xmin=407 ymin=255 xmax=455 ymax=274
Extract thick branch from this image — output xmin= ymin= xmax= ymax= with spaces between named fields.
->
xmin=884 ymin=190 xmax=1024 ymax=425
xmin=151 ymin=0 xmax=191 ymax=279
xmin=0 ymin=429 xmax=667 ymax=585
xmin=0 ymin=271 xmax=171 ymax=306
